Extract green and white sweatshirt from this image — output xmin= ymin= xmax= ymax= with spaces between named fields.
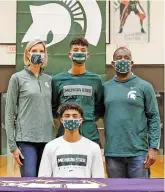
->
xmin=103 ymin=74 xmax=161 ymax=157
xmin=52 ymin=71 xmax=104 ymax=141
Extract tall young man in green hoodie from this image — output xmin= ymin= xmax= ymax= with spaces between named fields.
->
xmin=103 ymin=47 xmax=161 ymax=178
xmin=52 ymin=37 xmax=104 ymax=147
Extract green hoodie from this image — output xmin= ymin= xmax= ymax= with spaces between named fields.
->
xmin=103 ymin=74 xmax=161 ymax=157
xmin=52 ymin=71 xmax=104 ymax=141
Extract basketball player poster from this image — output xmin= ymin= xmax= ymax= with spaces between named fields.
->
xmin=111 ymin=0 xmax=150 ymax=43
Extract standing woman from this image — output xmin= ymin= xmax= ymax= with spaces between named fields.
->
xmin=5 ymin=40 xmax=55 ymax=177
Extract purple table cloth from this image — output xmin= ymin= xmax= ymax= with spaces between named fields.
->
xmin=0 ymin=177 xmax=164 ymax=192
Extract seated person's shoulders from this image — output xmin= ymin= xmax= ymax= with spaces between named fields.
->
xmin=82 ymin=137 xmax=100 ymax=151
xmin=45 ymin=136 xmax=64 ymax=149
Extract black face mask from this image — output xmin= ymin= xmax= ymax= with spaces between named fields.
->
xmin=30 ymin=53 xmax=45 ymax=65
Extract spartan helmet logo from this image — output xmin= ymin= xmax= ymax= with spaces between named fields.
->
xmin=21 ymin=0 xmax=102 ymax=47
xmin=127 ymin=90 xmax=136 ymax=100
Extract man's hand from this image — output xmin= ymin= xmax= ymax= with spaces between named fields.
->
xmin=144 ymin=148 xmax=158 ymax=168
xmin=12 ymin=148 xmax=24 ymax=166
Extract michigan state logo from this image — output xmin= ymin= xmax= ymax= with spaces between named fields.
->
xmin=127 ymin=90 xmax=136 ymax=100
xmin=21 ymin=0 xmax=102 ymax=47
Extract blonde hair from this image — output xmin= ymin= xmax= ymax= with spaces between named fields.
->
xmin=24 ymin=39 xmax=48 ymax=67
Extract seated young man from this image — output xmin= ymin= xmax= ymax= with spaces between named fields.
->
xmin=38 ymin=103 xmax=105 ymax=178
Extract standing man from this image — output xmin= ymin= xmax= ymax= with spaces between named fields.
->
xmin=104 ymin=47 xmax=161 ymax=178
xmin=52 ymin=36 xmax=104 ymax=147
xmin=38 ymin=103 xmax=104 ymax=178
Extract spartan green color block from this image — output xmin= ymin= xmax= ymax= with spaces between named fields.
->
xmin=16 ymin=1 xmax=106 ymax=75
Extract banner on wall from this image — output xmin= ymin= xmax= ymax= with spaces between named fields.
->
xmin=16 ymin=0 xmax=106 ymax=75
xmin=111 ymin=0 xmax=150 ymax=43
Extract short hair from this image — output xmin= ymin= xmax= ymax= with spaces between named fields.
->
xmin=24 ymin=39 xmax=48 ymax=67
xmin=70 ymin=36 xmax=89 ymax=48
xmin=58 ymin=103 xmax=84 ymax=118
xmin=113 ymin=47 xmax=132 ymax=60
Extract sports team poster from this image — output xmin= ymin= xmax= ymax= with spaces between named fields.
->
xmin=111 ymin=0 xmax=150 ymax=43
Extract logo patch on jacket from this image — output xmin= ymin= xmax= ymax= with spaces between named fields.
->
xmin=127 ymin=90 xmax=136 ymax=100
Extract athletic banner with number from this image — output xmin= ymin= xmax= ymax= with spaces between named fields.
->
xmin=16 ymin=0 xmax=106 ymax=75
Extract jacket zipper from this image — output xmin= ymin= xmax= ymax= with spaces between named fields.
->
xmin=36 ymin=76 xmax=41 ymax=93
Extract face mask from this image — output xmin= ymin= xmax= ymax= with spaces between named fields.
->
xmin=62 ymin=119 xmax=82 ymax=131
xmin=71 ymin=52 xmax=87 ymax=64
xmin=30 ymin=53 xmax=45 ymax=65
xmin=114 ymin=59 xmax=131 ymax=73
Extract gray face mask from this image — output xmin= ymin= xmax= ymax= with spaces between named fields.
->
xmin=29 ymin=53 xmax=45 ymax=65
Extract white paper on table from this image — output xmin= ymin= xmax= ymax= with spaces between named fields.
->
xmin=23 ymin=183 xmax=62 ymax=188
xmin=66 ymin=184 xmax=99 ymax=188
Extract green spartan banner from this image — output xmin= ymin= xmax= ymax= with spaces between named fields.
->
xmin=16 ymin=0 xmax=106 ymax=76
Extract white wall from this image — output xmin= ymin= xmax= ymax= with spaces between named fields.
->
xmin=0 ymin=0 xmax=16 ymax=65
xmin=106 ymin=0 xmax=164 ymax=65
xmin=0 ymin=0 xmax=16 ymax=43
xmin=0 ymin=45 xmax=15 ymax=65
xmin=0 ymin=0 xmax=164 ymax=65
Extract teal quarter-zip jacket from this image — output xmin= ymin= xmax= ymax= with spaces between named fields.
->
xmin=5 ymin=67 xmax=55 ymax=152
xmin=103 ymin=74 xmax=161 ymax=157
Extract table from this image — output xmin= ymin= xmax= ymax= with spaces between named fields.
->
xmin=0 ymin=178 xmax=164 ymax=192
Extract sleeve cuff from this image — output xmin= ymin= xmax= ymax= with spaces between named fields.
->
xmin=150 ymin=146 xmax=159 ymax=150
xmin=10 ymin=143 xmax=18 ymax=153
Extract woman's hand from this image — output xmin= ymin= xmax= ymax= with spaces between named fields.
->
xmin=12 ymin=148 xmax=24 ymax=166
